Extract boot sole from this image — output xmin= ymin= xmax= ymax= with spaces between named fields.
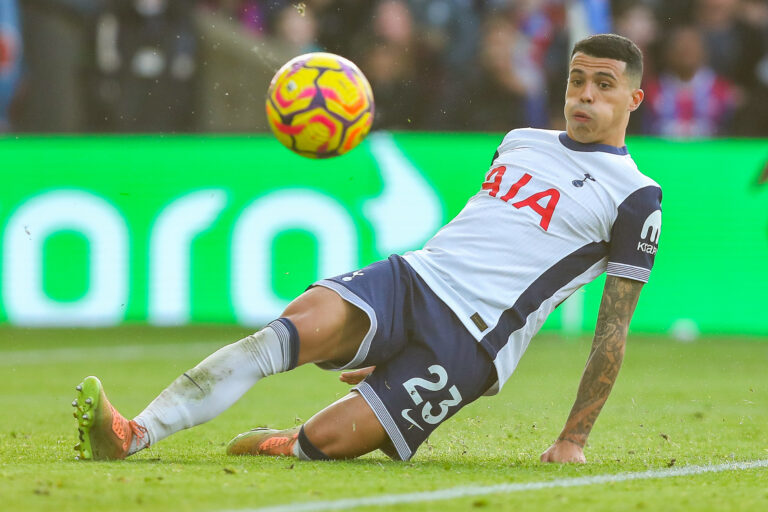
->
xmin=72 ymin=376 xmax=103 ymax=460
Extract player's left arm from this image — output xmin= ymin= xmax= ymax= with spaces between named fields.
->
xmin=541 ymin=275 xmax=644 ymax=463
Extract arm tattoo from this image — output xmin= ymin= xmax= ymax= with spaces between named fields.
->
xmin=558 ymin=276 xmax=644 ymax=448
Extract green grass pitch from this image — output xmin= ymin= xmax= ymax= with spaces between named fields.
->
xmin=1 ymin=326 xmax=766 ymax=512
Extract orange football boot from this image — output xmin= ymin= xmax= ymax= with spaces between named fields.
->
xmin=226 ymin=427 xmax=300 ymax=457
xmin=72 ymin=376 xmax=147 ymax=460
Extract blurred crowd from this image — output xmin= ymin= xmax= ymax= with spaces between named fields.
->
xmin=1 ymin=0 xmax=767 ymax=135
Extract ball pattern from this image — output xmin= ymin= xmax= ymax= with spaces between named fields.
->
xmin=266 ymin=53 xmax=374 ymax=158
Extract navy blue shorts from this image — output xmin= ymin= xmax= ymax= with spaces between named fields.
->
xmin=315 ymin=255 xmax=497 ymax=461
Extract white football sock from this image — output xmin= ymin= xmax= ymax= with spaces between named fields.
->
xmin=130 ymin=322 xmax=296 ymax=454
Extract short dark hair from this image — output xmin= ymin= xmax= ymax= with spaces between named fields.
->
xmin=571 ymin=34 xmax=643 ymax=86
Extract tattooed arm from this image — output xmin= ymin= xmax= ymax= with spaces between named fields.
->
xmin=540 ymin=275 xmax=644 ymax=463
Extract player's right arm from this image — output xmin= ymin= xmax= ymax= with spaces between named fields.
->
xmin=540 ymin=275 xmax=644 ymax=463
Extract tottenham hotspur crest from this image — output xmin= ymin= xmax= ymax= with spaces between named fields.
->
xmin=572 ymin=173 xmax=596 ymax=187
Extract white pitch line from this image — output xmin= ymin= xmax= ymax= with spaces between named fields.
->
xmin=0 ymin=341 xmax=223 ymax=367
xmin=228 ymin=459 xmax=768 ymax=512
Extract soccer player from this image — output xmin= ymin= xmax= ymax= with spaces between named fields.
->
xmin=73 ymin=33 xmax=661 ymax=464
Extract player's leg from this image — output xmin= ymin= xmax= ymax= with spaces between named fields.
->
xmin=226 ymin=257 xmax=416 ymax=461
xmin=73 ymin=286 xmax=369 ymax=460
xmin=224 ymin=283 xmax=396 ymax=460
xmin=227 ymin=391 xmax=390 ymax=459
xmin=227 ymin=255 xmax=500 ymax=462
xmin=228 ymin=331 xmax=497 ymax=462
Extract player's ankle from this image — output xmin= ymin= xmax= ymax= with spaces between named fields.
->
xmin=127 ymin=419 xmax=151 ymax=455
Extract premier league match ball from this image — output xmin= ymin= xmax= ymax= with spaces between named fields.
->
xmin=266 ymin=52 xmax=374 ymax=159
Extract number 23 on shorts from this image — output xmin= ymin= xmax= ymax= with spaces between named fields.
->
xmin=400 ymin=365 xmax=463 ymax=431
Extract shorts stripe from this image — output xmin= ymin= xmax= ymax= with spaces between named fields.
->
xmin=315 ymin=279 xmax=378 ymax=370
xmin=355 ymin=382 xmax=412 ymax=461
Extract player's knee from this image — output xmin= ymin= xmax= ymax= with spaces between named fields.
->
xmin=283 ymin=287 xmax=369 ymax=366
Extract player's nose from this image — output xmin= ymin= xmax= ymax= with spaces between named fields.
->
xmin=579 ymin=82 xmax=595 ymax=103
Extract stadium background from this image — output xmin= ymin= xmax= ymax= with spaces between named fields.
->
xmin=0 ymin=2 xmax=767 ymax=511
xmin=1 ymin=0 xmax=766 ymax=337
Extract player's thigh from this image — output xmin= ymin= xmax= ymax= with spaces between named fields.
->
xmin=281 ymin=286 xmax=369 ymax=366
xmin=306 ymin=256 xmax=414 ymax=371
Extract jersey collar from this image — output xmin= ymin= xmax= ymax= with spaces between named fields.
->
xmin=558 ymin=132 xmax=628 ymax=156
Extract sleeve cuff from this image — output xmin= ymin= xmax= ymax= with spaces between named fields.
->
xmin=606 ymin=262 xmax=651 ymax=283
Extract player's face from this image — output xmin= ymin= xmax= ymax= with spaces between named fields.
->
xmin=564 ymin=53 xmax=644 ymax=147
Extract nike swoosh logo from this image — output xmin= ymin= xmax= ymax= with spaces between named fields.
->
xmin=401 ymin=409 xmax=424 ymax=431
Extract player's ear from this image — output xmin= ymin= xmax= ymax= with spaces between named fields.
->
xmin=628 ymin=88 xmax=644 ymax=112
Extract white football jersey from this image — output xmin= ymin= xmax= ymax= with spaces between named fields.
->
xmin=403 ymin=128 xmax=662 ymax=392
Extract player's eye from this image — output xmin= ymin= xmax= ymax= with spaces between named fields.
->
xmin=599 ymin=82 xmax=612 ymax=89
xmin=570 ymin=79 xmax=582 ymax=86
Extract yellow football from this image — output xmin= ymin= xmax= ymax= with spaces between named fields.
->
xmin=266 ymin=52 xmax=374 ymax=158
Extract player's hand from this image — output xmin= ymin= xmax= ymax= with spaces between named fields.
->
xmin=339 ymin=366 xmax=376 ymax=385
xmin=540 ymin=440 xmax=586 ymax=463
